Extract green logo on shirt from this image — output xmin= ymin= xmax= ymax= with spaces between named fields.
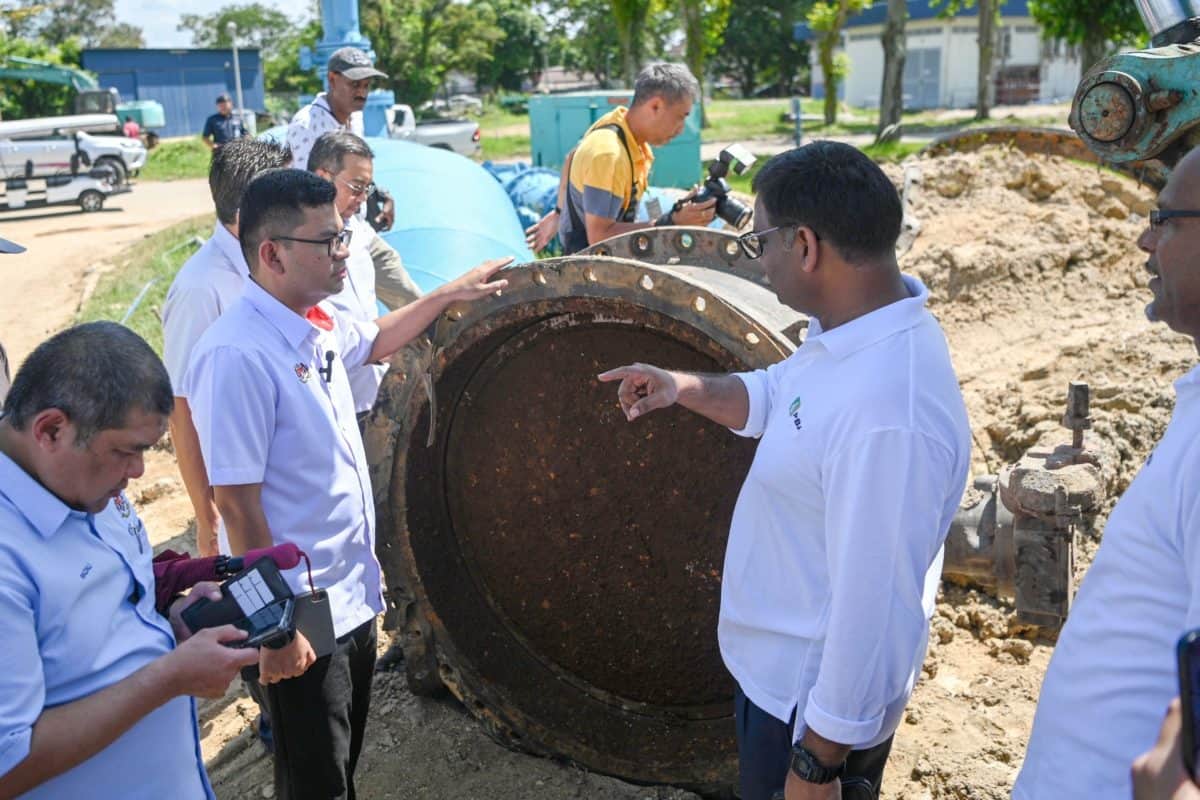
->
xmin=789 ymin=396 xmax=803 ymax=430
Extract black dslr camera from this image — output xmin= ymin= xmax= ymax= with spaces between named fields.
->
xmin=690 ymin=144 xmax=756 ymax=229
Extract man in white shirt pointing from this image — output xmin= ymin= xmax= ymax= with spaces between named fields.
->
xmin=600 ymin=142 xmax=970 ymax=800
xmin=183 ymin=168 xmax=509 ymax=800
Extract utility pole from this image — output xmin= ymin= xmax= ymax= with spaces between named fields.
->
xmin=226 ymin=20 xmax=246 ymax=130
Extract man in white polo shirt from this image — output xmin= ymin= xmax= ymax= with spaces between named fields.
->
xmin=183 ymin=168 xmax=509 ymax=800
xmin=0 ymin=322 xmax=258 ymax=798
xmin=161 ymin=137 xmax=291 ymax=557
xmin=1014 ymin=148 xmax=1200 ymax=799
xmin=600 ymin=142 xmax=970 ymax=800
xmin=306 ymin=130 xmax=421 ymax=417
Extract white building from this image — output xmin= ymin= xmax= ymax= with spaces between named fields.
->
xmin=805 ymin=0 xmax=1082 ymax=109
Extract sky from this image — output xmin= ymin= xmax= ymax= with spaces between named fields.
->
xmin=114 ymin=0 xmax=306 ymax=49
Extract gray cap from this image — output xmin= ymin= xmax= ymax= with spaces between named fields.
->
xmin=0 ymin=235 xmax=25 ymax=254
xmin=327 ymin=47 xmax=388 ymax=80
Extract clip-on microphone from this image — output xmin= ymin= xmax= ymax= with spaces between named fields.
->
xmin=318 ymin=350 xmax=335 ymax=383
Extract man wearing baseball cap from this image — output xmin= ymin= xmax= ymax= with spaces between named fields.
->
xmin=202 ymin=94 xmax=247 ymax=151
xmin=0 ymin=233 xmax=25 ymax=405
xmin=287 ymin=48 xmax=387 ymax=172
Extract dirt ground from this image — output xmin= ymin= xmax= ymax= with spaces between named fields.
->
xmin=10 ymin=146 xmax=1195 ymax=799
xmin=0 ymin=178 xmax=212 ymax=367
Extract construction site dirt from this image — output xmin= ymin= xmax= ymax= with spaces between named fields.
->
xmin=103 ymin=144 xmax=1194 ymax=799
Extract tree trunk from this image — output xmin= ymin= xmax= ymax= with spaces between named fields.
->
xmin=820 ymin=38 xmax=838 ymax=125
xmin=975 ymin=0 xmax=995 ymax=120
xmin=1081 ymin=22 xmax=1108 ymax=74
xmin=779 ymin=0 xmax=801 ymax=95
xmin=876 ymin=0 xmax=906 ymax=143
xmin=681 ymin=0 xmax=708 ymax=126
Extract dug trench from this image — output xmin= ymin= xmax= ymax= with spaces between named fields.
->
xmin=125 ymin=145 xmax=1190 ymax=799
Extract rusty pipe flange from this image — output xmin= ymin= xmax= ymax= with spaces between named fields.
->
xmin=374 ymin=257 xmax=803 ymax=789
xmin=582 ymin=226 xmax=768 ymax=287
xmin=920 ymin=126 xmax=1169 ymax=190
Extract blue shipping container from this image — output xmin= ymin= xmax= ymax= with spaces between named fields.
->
xmin=529 ymin=91 xmax=702 ymax=189
xmin=82 ymin=48 xmax=266 ymax=139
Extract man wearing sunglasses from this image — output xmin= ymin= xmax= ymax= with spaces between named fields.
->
xmin=1015 ymin=148 xmax=1200 ymax=798
xmin=182 ymin=168 xmax=510 ymax=800
xmin=600 ymin=142 xmax=970 ymax=800
xmin=307 ymin=131 xmax=421 ymax=418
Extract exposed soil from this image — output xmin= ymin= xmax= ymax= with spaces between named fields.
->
xmin=17 ymin=145 xmax=1194 ymax=799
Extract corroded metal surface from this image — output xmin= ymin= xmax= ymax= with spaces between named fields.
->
xmin=922 ymin=126 xmax=1169 ymax=189
xmin=582 ymin=226 xmax=768 ymax=286
xmin=372 ymin=256 xmax=803 ymax=789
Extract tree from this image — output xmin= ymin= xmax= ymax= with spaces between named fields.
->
xmin=0 ymin=34 xmax=80 ymax=119
xmin=612 ymin=0 xmax=654 ymax=84
xmin=1029 ymin=0 xmax=1146 ymax=74
xmin=360 ymin=0 xmax=503 ymax=108
xmin=179 ymin=2 xmax=320 ymax=99
xmin=807 ymin=0 xmax=870 ymax=125
xmin=548 ymin=0 xmax=674 ymax=88
xmin=678 ymin=0 xmax=731 ymax=125
xmin=876 ymin=0 xmax=905 ymax=142
xmin=3 ymin=0 xmax=144 ymax=48
xmin=933 ymin=0 xmax=999 ymax=120
xmin=475 ymin=0 xmax=547 ymax=92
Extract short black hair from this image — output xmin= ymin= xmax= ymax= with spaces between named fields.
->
xmin=209 ymin=138 xmax=293 ymax=225
xmin=306 ymin=131 xmax=374 ymax=174
xmin=752 ymin=142 xmax=902 ymax=263
xmin=3 ymin=322 xmax=172 ymax=443
xmin=238 ymin=168 xmax=338 ymax=270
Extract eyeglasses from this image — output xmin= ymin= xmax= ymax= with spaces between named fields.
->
xmin=1150 ymin=209 xmax=1200 ymax=230
xmin=337 ymin=176 xmax=376 ymax=197
xmin=736 ymin=224 xmax=818 ymax=260
xmin=274 ymin=227 xmax=353 ymax=257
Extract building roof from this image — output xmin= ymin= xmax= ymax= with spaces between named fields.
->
xmin=795 ymin=0 xmax=1032 ymax=40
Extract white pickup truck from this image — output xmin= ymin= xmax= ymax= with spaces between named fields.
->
xmin=388 ymin=104 xmax=480 ymax=157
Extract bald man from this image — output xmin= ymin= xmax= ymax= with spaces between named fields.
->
xmin=1015 ymin=146 xmax=1200 ymax=799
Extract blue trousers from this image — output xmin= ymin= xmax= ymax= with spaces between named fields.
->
xmin=733 ymin=684 xmax=893 ymax=800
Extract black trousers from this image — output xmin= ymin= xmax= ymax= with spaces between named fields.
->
xmin=244 ymin=619 xmax=377 ymax=800
xmin=734 ymin=683 xmax=894 ymax=800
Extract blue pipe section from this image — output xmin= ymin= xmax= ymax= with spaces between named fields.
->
xmin=260 ymin=126 xmax=533 ymax=293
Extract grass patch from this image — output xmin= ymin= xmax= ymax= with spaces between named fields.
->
xmin=481 ymin=133 xmax=531 ymax=161
xmin=479 ymin=104 xmax=529 ymax=132
xmin=141 ymin=138 xmax=211 ymax=182
xmin=76 ymin=214 xmax=214 ymax=354
xmin=861 ymin=139 xmax=925 ymax=162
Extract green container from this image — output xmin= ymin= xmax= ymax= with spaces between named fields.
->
xmin=116 ymin=100 xmax=166 ymax=130
xmin=529 ymin=91 xmax=701 ymax=189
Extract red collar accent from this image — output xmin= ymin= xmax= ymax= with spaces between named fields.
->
xmin=305 ymin=305 xmax=334 ymax=331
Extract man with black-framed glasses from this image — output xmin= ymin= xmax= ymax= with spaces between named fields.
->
xmin=182 ymin=168 xmax=510 ymax=800
xmin=600 ymin=142 xmax=970 ymax=800
xmin=1014 ymin=148 xmax=1200 ymax=799
xmin=307 ymin=131 xmax=422 ymax=418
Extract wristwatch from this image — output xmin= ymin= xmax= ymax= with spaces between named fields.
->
xmin=263 ymin=627 xmax=296 ymax=650
xmin=789 ymin=744 xmax=846 ymax=784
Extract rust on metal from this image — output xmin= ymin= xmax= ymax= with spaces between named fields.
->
xmin=371 ymin=256 xmax=802 ymax=789
xmin=582 ymin=226 xmax=767 ymax=286
xmin=1076 ymin=82 xmax=1136 ymax=142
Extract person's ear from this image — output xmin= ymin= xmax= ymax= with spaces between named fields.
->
xmin=30 ymin=408 xmax=72 ymax=452
xmin=798 ymin=227 xmax=820 ymax=274
xmin=259 ymin=238 xmax=286 ymax=277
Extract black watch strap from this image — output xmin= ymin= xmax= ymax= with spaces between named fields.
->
xmin=789 ymin=744 xmax=846 ymax=784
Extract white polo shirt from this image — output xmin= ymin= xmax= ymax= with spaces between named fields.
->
xmin=182 ymin=278 xmax=385 ymax=638
xmin=720 ymin=274 xmax=971 ymax=749
xmin=1014 ymin=364 xmax=1200 ymax=799
xmin=0 ymin=455 xmax=210 ymax=799
xmin=287 ymin=95 xmax=364 ymax=174
xmin=161 ymin=222 xmax=249 ymax=395
xmin=326 ymin=214 xmax=388 ymax=414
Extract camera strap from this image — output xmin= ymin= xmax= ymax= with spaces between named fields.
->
xmin=599 ymin=124 xmax=641 ymax=221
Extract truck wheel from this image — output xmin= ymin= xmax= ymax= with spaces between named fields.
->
xmin=96 ymin=157 xmax=127 ymax=186
xmin=80 ymin=191 xmax=104 ymax=212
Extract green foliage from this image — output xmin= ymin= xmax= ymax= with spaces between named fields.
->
xmin=710 ymin=0 xmax=812 ymax=96
xmin=178 ymin=2 xmax=321 ymax=97
xmin=474 ymin=0 xmax=547 ymax=92
xmin=362 ymin=0 xmax=504 ymax=108
xmin=1028 ymin=0 xmax=1146 ymax=67
xmin=140 ymin=138 xmax=212 ymax=182
xmin=77 ymin=216 xmax=213 ymax=354
xmin=611 ymin=0 xmax=655 ymax=83
xmin=4 ymin=0 xmax=143 ymax=48
xmin=0 ymin=35 xmax=81 ymax=119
